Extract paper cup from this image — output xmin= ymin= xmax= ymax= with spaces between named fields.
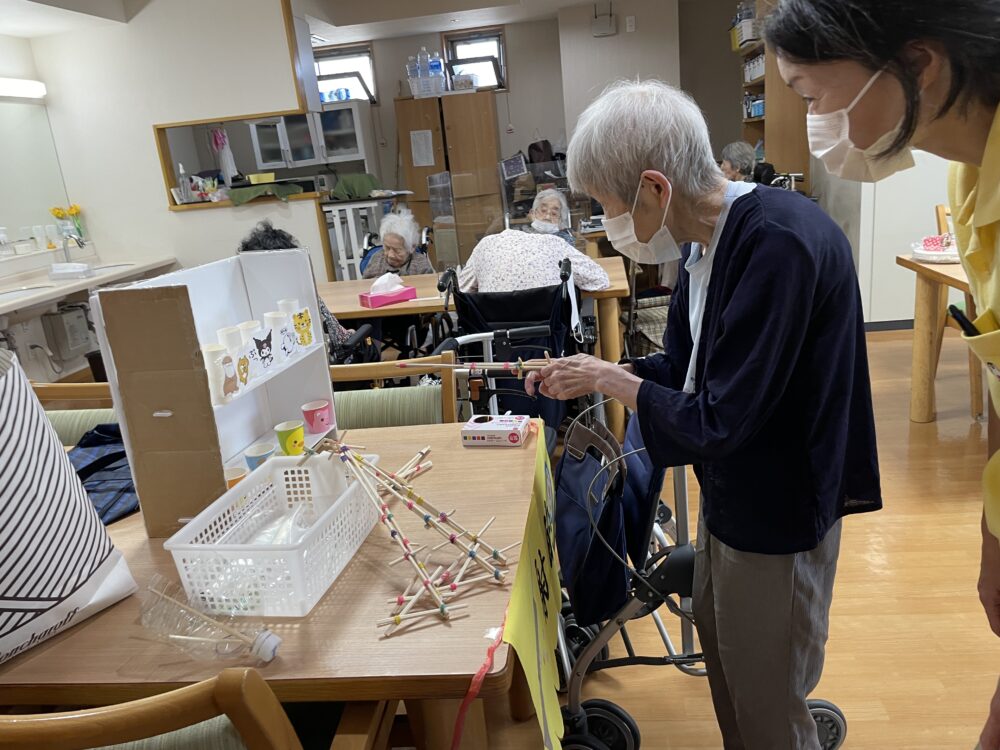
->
xmin=264 ymin=311 xmax=289 ymax=330
xmin=275 ymin=420 xmax=305 ymax=456
xmin=244 ymin=442 xmax=275 ymax=470
xmin=301 ymin=399 xmax=333 ymax=435
xmin=217 ymin=325 xmax=243 ymax=352
xmin=238 ymin=320 xmax=261 ymax=344
xmin=225 ymin=466 xmax=248 ymax=489
xmin=201 ymin=344 xmax=227 ymax=406
xmin=277 ymin=298 xmax=299 ymax=315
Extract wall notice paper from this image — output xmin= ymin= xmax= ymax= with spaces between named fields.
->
xmin=0 ymin=349 xmax=136 ymax=665
xmin=410 ymin=129 xmax=435 ymax=168
xmin=503 ymin=423 xmax=564 ymax=748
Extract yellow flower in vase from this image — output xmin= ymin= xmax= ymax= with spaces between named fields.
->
xmin=50 ymin=207 xmax=66 ymax=220
xmin=67 ymin=204 xmax=81 ymax=216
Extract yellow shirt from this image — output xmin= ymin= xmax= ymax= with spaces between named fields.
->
xmin=949 ymin=104 xmax=1000 ymax=535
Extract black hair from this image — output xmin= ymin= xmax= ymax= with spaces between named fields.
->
xmin=764 ymin=0 xmax=1000 ymax=156
xmin=237 ymin=220 xmax=299 ymax=253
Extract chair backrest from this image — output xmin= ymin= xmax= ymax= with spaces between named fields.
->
xmin=0 ymin=668 xmax=301 ymax=750
xmin=935 ymin=204 xmax=953 ymax=235
xmin=32 ymin=381 xmax=113 ymax=409
xmin=330 ymin=351 xmax=458 ymax=424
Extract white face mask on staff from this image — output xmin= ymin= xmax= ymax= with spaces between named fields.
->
xmin=602 ymin=177 xmax=682 ymax=265
xmin=807 ymin=68 xmax=915 ymax=182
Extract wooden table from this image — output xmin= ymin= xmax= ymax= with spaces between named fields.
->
xmin=0 ymin=423 xmax=536 ymax=750
xmin=895 ymin=255 xmax=979 ymax=422
xmin=581 ymin=230 xmax=607 ymax=260
xmin=318 ymin=257 xmax=631 ymax=438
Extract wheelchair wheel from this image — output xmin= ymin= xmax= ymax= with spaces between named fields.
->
xmin=580 ymin=699 xmax=641 ymax=750
xmin=565 ymin=619 xmax=610 ymax=663
xmin=562 ymin=735 xmax=611 ymax=750
xmin=808 ymin=699 xmax=847 ymax=750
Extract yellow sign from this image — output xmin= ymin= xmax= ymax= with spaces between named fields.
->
xmin=504 ymin=425 xmax=563 ymax=749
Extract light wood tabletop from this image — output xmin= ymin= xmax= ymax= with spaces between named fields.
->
xmin=317 ymin=256 xmax=628 ymax=321
xmin=894 ymin=254 xmax=970 ymax=294
xmin=0 ymin=423 xmax=536 ymax=710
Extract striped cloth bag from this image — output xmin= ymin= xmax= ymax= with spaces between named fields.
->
xmin=0 ymin=349 xmax=136 ymax=665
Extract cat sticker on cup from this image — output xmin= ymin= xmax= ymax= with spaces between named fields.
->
xmin=293 ymin=308 xmax=313 ymax=346
xmin=275 ymin=420 xmax=305 ymax=456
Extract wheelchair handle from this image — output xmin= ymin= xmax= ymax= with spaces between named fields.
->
xmin=507 ymin=325 xmax=551 ymax=340
xmin=437 ymin=267 xmax=458 ymax=293
xmin=559 ymin=257 xmax=572 ymax=282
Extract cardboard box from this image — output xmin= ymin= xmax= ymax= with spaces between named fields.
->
xmin=91 ymin=250 xmax=334 ymax=538
xmin=358 ymin=285 xmax=418 ymax=309
xmin=461 ymin=414 xmax=531 ymax=448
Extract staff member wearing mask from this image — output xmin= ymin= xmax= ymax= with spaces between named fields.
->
xmin=527 ymin=79 xmax=882 ymax=749
xmin=523 ymin=188 xmax=576 ymax=245
xmin=764 ymin=3 xmax=1000 ymax=746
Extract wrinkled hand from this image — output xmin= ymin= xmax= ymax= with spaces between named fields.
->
xmin=982 ymin=676 xmax=1000 ymax=750
xmin=981 ymin=517 xmax=1000 ymax=637
xmin=525 ymin=355 xmax=641 ymax=409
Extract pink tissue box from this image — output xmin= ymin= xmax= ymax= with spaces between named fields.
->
xmin=358 ymin=285 xmax=418 ymax=309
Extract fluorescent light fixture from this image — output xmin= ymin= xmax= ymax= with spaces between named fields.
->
xmin=0 ymin=77 xmax=47 ymax=99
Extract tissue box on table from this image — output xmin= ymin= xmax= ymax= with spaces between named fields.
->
xmin=358 ymin=285 xmax=418 ymax=309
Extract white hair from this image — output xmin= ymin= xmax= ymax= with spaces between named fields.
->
xmin=531 ymin=189 xmax=571 ymax=229
xmin=379 ymin=209 xmax=420 ymax=250
xmin=721 ymin=141 xmax=757 ymax=179
xmin=567 ymin=79 xmax=722 ymax=204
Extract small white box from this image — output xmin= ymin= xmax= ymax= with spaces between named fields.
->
xmin=461 ymin=414 xmax=531 ymax=448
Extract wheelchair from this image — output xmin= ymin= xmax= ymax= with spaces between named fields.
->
xmin=431 ymin=260 xmax=598 ymax=448
xmin=358 ymin=227 xmax=433 ymax=276
xmin=556 ymin=409 xmax=848 ymax=750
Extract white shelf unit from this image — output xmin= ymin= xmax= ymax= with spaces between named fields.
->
xmin=91 ymin=250 xmax=335 ymax=537
xmin=247 ymin=102 xmax=374 ymax=172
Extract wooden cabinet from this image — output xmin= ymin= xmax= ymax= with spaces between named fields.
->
xmin=395 ymin=92 xmax=501 ymax=262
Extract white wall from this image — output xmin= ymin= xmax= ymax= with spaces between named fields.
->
xmin=29 ymin=0 xmax=331 ymax=279
xmin=678 ymin=0 xmax=742 ymax=156
xmin=558 ymin=0 xmax=680 ymax=135
xmin=0 ymin=33 xmax=38 ymax=78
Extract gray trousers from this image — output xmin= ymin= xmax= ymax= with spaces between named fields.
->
xmin=693 ymin=515 xmax=843 ymax=750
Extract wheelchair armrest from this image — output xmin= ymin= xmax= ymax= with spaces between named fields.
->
xmin=341 ymin=323 xmax=374 ymax=351
xmin=507 ymin=325 xmax=551 ymax=341
xmin=431 ymin=337 xmax=459 ymax=356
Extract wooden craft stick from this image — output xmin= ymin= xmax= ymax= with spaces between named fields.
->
xmin=377 ymin=604 xmax=468 ymax=627
xmin=499 ymin=541 xmax=522 ymax=554
xmin=389 ymin=544 xmax=426 ymax=566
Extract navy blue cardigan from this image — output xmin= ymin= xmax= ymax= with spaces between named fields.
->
xmin=634 ymin=186 xmax=882 ymax=554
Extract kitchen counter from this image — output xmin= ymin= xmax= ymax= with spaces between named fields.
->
xmin=0 ymin=255 xmax=177 ymax=318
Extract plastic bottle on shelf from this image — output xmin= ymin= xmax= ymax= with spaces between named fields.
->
xmin=405 ymin=55 xmax=419 ymax=96
xmin=177 ymin=163 xmax=194 ymax=204
xmin=139 ymin=574 xmax=281 ymax=663
xmin=429 ymin=51 xmax=446 ymax=94
xmin=416 ymin=47 xmax=430 ymax=78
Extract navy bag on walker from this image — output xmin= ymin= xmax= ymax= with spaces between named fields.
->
xmin=554 ymin=417 xmax=630 ymax=627
xmin=67 ymin=423 xmax=138 ymax=525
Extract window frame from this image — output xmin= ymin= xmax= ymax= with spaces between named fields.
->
xmin=441 ymin=26 xmax=507 ymax=91
xmin=312 ymin=41 xmax=378 ymax=104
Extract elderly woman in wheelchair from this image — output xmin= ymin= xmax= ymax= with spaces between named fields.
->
xmin=362 ymin=209 xmax=434 ymax=279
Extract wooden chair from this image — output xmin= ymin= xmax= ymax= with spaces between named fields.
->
xmin=0 ymin=668 xmax=301 ymax=750
xmin=932 ymin=204 xmax=984 ymax=419
xmin=330 ymin=351 xmax=460 ymax=428
xmin=31 ymin=382 xmax=116 ymax=447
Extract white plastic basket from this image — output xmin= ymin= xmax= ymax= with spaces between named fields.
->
xmin=164 ymin=455 xmax=380 ymax=617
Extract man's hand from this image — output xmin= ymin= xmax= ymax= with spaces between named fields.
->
xmin=980 ymin=515 xmax=1000 ymax=637
xmin=524 ymin=355 xmax=641 ymax=409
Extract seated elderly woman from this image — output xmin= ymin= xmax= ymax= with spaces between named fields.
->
xmin=719 ymin=141 xmax=757 ymax=182
xmin=526 ymin=80 xmax=880 ymax=749
xmin=363 ymin=210 xmax=434 ymax=278
xmin=459 ymin=229 xmax=608 ymax=293
xmin=520 ymin=188 xmax=576 ymax=245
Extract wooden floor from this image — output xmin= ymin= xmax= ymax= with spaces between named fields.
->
xmin=486 ymin=330 xmax=996 ymax=749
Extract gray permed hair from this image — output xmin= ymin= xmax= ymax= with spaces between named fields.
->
xmin=721 ymin=141 xmax=757 ymax=179
xmin=379 ymin=209 xmax=420 ymax=250
xmin=567 ymin=79 xmax=722 ymax=203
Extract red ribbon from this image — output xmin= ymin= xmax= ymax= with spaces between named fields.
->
xmin=451 ymin=613 xmax=507 ymax=750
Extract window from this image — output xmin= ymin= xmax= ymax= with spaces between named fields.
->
xmin=443 ymin=27 xmax=506 ymax=89
xmin=314 ymin=43 xmax=376 ymax=102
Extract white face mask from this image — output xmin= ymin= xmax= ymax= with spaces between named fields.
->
xmin=602 ymin=178 xmax=682 ymax=265
xmin=807 ymin=69 xmax=915 ymax=182
xmin=531 ymin=219 xmax=561 ymax=234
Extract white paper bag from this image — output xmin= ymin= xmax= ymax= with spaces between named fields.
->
xmin=0 ymin=350 xmax=137 ymax=664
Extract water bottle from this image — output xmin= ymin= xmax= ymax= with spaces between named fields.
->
xmin=429 ymin=52 xmax=446 ymax=94
xmin=406 ymin=56 xmax=419 ymax=96
xmin=417 ymin=47 xmax=430 ymax=78
xmin=139 ymin=574 xmax=281 ymax=663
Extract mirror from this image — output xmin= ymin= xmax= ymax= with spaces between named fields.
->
xmin=0 ymin=100 xmax=70 ymax=261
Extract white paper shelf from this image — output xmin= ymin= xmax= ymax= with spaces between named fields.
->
xmin=212 ymin=342 xmax=326 ymax=413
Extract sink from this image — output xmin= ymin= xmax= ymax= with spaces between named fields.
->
xmin=0 ymin=285 xmax=55 ymax=303
xmin=93 ymin=263 xmax=136 ymax=273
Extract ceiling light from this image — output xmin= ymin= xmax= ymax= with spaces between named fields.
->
xmin=0 ymin=77 xmax=46 ymax=99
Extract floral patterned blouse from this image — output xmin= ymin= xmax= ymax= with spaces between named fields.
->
xmin=458 ymin=230 xmax=610 ymax=293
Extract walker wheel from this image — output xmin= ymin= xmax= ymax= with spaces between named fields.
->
xmin=565 ymin=621 xmax=609 ymax=662
xmin=562 ymin=735 xmax=611 ymax=750
xmin=580 ymin=699 xmax=641 ymax=750
xmin=808 ymin=699 xmax=847 ymax=750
